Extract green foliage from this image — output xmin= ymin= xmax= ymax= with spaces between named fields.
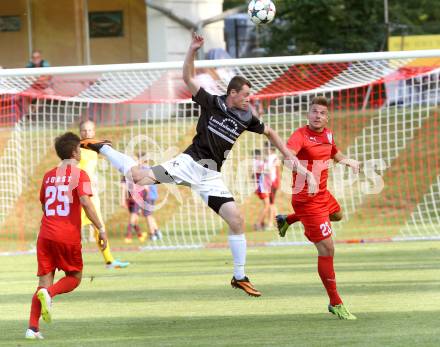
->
xmin=390 ymin=0 xmax=440 ymax=34
xmin=264 ymin=0 xmax=440 ymax=55
xmin=223 ymin=0 xmax=247 ymax=11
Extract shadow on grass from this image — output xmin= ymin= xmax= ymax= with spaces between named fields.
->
xmin=3 ymin=310 xmax=440 ymax=347
xmin=3 ymin=278 xmax=440 ymax=305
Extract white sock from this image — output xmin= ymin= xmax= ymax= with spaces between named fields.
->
xmin=228 ymin=234 xmax=246 ymax=280
xmin=100 ymin=145 xmax=137 ymax=175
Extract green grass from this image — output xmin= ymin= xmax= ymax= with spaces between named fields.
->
xmin=1 ymin=241 xmax=440 ymax=346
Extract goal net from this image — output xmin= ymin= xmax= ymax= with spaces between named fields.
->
xmin=0 ymin=50 xmax=439 ymax=252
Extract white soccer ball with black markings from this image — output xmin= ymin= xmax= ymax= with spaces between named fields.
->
xmin=248 ymin=0 xmax=276 ymax=25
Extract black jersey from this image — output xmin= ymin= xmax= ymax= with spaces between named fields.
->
xmin=183 ymin=88 xmax=265 ymax=172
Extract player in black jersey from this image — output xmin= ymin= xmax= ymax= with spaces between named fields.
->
xmin=81 ymin=33 xmax=317 ymax=297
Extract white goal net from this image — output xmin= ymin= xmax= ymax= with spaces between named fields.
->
xmin=0 ymin=49 xmax=439 ymax=251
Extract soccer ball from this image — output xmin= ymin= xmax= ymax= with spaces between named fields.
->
xmin=248 ymin=0 xmax=276 ymax=25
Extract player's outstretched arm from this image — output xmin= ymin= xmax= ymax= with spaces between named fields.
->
xmin=263 ymin=125 xmax=318 ymax=194
xmin=183 ymin=32 xmax=203 ymax=96
xmin=333 ymin=151 xmax=360 ymax=174
xmin=80 ymin=195 xmax=108 ymax=250
xmin=120 ymin=183 xmax=128 ymax=207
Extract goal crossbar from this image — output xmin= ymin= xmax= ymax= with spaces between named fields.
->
xmin=0 ymin=49 xmax=438 ymax=78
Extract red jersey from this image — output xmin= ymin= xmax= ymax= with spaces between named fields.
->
xmin=39 ymin=165 xmax=92 ymax=245
xmin=287 ymin=126 xmax=338 ymax=202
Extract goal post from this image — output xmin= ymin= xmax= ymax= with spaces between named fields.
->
xmin=0 ymin=49 xmax=439 ymax=252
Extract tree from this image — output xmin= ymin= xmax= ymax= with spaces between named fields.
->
xmin=389 ymin=0 xmax=440 ymax=35
xmin=271 ymin=0 xmax=440 ymax=55
xmin=223 ymin=0 xmax=245 ymax=11
xmin=267 ymin=0 xmax=385 ymax=55
xmin=224 ymin=0 xmax=440 ymax=55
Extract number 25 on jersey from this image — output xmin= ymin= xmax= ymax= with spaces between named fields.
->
xmin=45 ymin=185 xmax=70 ymax=216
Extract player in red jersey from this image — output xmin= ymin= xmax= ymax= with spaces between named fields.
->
xmin=25 ymin=132 xmax=108 ymax=340
xmin=276 ymin=96 xmax=359 ymax=320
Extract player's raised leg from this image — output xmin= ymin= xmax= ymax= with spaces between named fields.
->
xmin=28 ymin=266 xmax=79 ymax=334
xmin=275 ymin=213 xmax=300 ymax=237
xmin=46 ymin=272 xmax=81 ymax=299
xmin=219 ymin=201 xmax=261 ymax=297
xmin=314 ymin=236 xmax=356 ymax=320
xmin=277 ymin=204 xmax=340 ymax=238
xmin=42 ymin=271 xmax=82 ymax=323
xmin=27 ymin=272 xmax=54 ymax=338
xmin=81 ymin=140 xmax=158 ymax=186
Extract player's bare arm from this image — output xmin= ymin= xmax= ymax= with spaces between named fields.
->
xmin=80 ymin=195 xmax=108 ymax=250
xmin=333 ymin=151 xmax=360 ymax=174
xmin=182 ymin=32 xmax=203 ymax=96
xmin=263 ymin=125 xmax=318 ymax=194
xmin=120 ymin=183 xmax=128 ymax=207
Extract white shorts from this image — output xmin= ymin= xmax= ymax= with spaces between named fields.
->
xmin=160 ymin=153 xmax=233 ymax=204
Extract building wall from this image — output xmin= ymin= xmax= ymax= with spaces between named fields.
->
xmin=88 ymin=0 xmax=147 ymax=64
xmin=0 ymin=0 xmax=30 ymax=68
xmin=0 ymin=0 xmax=147 ymax=68
xmin=32 ymin=0 xmax=84 ymax=67
xmin=0 ymin=0 xmax=226 ymax=67
xmin=147 ymin=0 xmax=224 ymax=62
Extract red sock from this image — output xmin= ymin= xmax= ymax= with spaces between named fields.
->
xmin=134 ymin=224 xmax=141 ymax=237
xmin=286 ymin=213 xmax=299 ymax=225
xmin=318 ymin=256 xmax=342 ymax=306
xmin=126 ymin=224 xmax=133 ymax=238
xmin=47 ymin=276 xmax=80 ymax=298
xmin=28 ymin=286 xmax=43 ymax=330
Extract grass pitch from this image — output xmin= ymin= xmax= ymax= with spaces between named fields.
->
xmin=0 ymin=241 xmax=439 ymax=346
